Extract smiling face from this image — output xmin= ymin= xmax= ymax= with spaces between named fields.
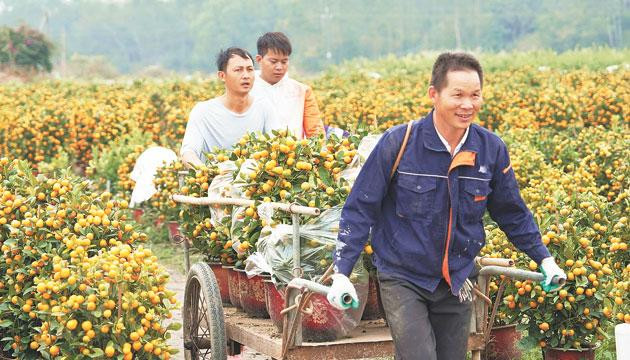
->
xmin=218 ymin=55 xmax=255 ymax=96
xmin=256 ymin=49 xmax=289 ymax=85
xmin=429 ymin=70 xmax=483 ymax=133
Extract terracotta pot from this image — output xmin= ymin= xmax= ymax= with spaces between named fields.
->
xmin=484 ymin=324 xmax=522 ymax=360
xmin=300 ymin=292 xmax=350 ymax=342
xmin=543 ymin=345 xmax=597 ymax=360
xmin=266 ymin=280 xmax=368 ymax=342
xmin=133 ymin=208 xmax=144 ymax=223
xmin=264 ymin=279 xmax=285 ymax=331
xmin=240 ymin=274 xmax=270 ymax=318
xmin=361 ymin=273 xmax=385 ymax=320
xmin=236 ymin=270 xmax=249 ymax=311
xmin=209 ymin=263 xmax=230 ymax=304
xmin=301 ymin=280 xmax=368 ymax=342
xmin=226 ymin=267 xmax=242 ymax=309
xmin=166 ymin=221 xmax=180 ymax=241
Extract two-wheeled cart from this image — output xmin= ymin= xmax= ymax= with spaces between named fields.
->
xmin=173 ymin=193 xmax=559 ymax=360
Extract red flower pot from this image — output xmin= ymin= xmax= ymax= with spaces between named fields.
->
xmin=240 ymin=274 xmax=269 ymax=318
xmin=236 ymin=269 xmax=249 ymax=310
xmin=166 ymin=221 xmax=180 ymax=241
xmin=263 ymin=279 xmax=368 ymax=342
xmin=361 ymin=273 xmax=385 ymax=320
xmin=543 ymin=345 xmax=597 ymax=360
xmin=209 ymin=263 xmax=230 ymax=304
xmin=226 ymin=267 xmax=242 ymax=309
xmin=484 ymin=324 xmax=522 ymax=360
xmin=264 ymin=279 xmax=285 ymax=331
xmin=133 ymin=208 xmax=144 ymax=222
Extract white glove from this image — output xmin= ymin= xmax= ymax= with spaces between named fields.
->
xmin=540 ymin=257 xmax=567 ymax=292
xmin=326 ymin=273 xmax=359 ymax=310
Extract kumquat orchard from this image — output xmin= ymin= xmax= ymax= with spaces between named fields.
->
xmin=0 ymin=48 xmax=628 ymax=359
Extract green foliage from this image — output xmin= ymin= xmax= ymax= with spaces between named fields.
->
xmin=35 ymin=150 xmax=71 ymax=176
xmin=0 ymin=0 xmax=627 ymax=74
xmin=0 ymin=25 xmax=53 ymax=72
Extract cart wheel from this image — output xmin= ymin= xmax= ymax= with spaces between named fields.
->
xmin=183 ymin=262 xmax=227 ymax=360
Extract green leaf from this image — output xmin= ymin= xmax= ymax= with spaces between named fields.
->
xmin=89 ymin=348 xmax=105 ymax=358
xmin=0 ymin=320 xmax=12 ymax=328
xmin=518 ymin=335 xmax=538 ymax=350
xmin=167 ymin=322 xmax=182 ymax=331
xmin=318 ymin=167 xmax=333 ymax=187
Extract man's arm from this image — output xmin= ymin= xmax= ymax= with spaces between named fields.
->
xmin=303 ymin=87 xmax=325 ymax=138
xmin=333 ymin=128 xmax=404 ymax=276
xmin=180 ymin=150 xmax=204 ymax=168
xmin=180 ymin=104 xmax=207 ymax=168
xmin=487 ymin=142 xmax=551 ymax=264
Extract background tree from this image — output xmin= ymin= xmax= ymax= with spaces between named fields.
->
xmin=0 ymin=24 xmax=53 ymax=72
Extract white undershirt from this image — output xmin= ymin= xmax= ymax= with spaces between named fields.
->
xmin=435 ymin=124 xmax=469 ymax=157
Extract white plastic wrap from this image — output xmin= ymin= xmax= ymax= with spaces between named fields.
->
xmin=207 ymin=161 xmax=237 ymax=226
xmin=129 ymin=146 xmax=177 ymax=207
xmin=244 ymin=252 xmax=273 ymax=277
xmin=340 ymin=134 xmax=383 ymax=186
xmin=256 ymin=206 xmax=367 ymax=286
xmin=255 ymin=206 xmax=369 ymax=341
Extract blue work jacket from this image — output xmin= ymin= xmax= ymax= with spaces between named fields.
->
xmin=333 ymin=111 xmax=551 ymax=296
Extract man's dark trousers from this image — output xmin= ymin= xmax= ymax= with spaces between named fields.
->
xmin=378 ymin=272 xmax=472 ymax=360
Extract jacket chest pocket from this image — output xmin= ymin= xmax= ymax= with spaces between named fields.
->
xmin=460 ymin=179 xmax=492 ymax=223
xmin=394 ymin=176 xmax=437 ymax=220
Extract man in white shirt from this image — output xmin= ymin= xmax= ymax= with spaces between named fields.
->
xmin=181 ymin=47 xmax=281 ymax=167
xmin=251 ymin=32 xmax=324 ymax=139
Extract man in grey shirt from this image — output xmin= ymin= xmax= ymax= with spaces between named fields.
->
xmin=181 ymin=47 xmax=282 ymax=167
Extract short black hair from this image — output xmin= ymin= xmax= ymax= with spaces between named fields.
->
xmin=257 ymin=32 xmax=292 ymax=57
xmin=430 ymin=52 xmax=483 ymax=91
xmin=216 ymin=47 xmax=254 ymax=72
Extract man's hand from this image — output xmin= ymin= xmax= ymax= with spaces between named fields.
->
xmin=540 ymin=257 xmax=567 ymax=292
xmin=181 ymin=151 xmax=204 ymax=169
xmin=327 ymin=274 xmax=359 ymax=310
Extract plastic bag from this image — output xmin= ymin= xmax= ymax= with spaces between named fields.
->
xmin=129 ymin=146 xmax=177 ymax=207
xmin=254 ymin=206 xmax=369 ymax=341
xmin=207 ymin=161 xmax=237 ymax=226
xmin=325 ymin=126 xmax=349 ymax=139
xmin=244 ymin=252 xmax=273 ymax=277
xmin=340 ymin=134 xmax=382 ymax=186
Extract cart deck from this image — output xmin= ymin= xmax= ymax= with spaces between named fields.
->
xmin=225 ymin=307 xmax=394 ymax=359
xmin=224 ymin=307 xmax=486 ymax=359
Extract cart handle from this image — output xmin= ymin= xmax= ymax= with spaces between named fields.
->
xmin=479 ymin=266 xmax=565 ymax=286
xmin=475 ymin=257 xmax=514 ymax=267
xmin=286 ymin=278 xmax=353 ymax=307
xmin=171 ymin=194 xmax=320 ymax=216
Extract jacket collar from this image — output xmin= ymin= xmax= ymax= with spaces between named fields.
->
xmin=422 ymin=110 xmax=480 ymax=154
